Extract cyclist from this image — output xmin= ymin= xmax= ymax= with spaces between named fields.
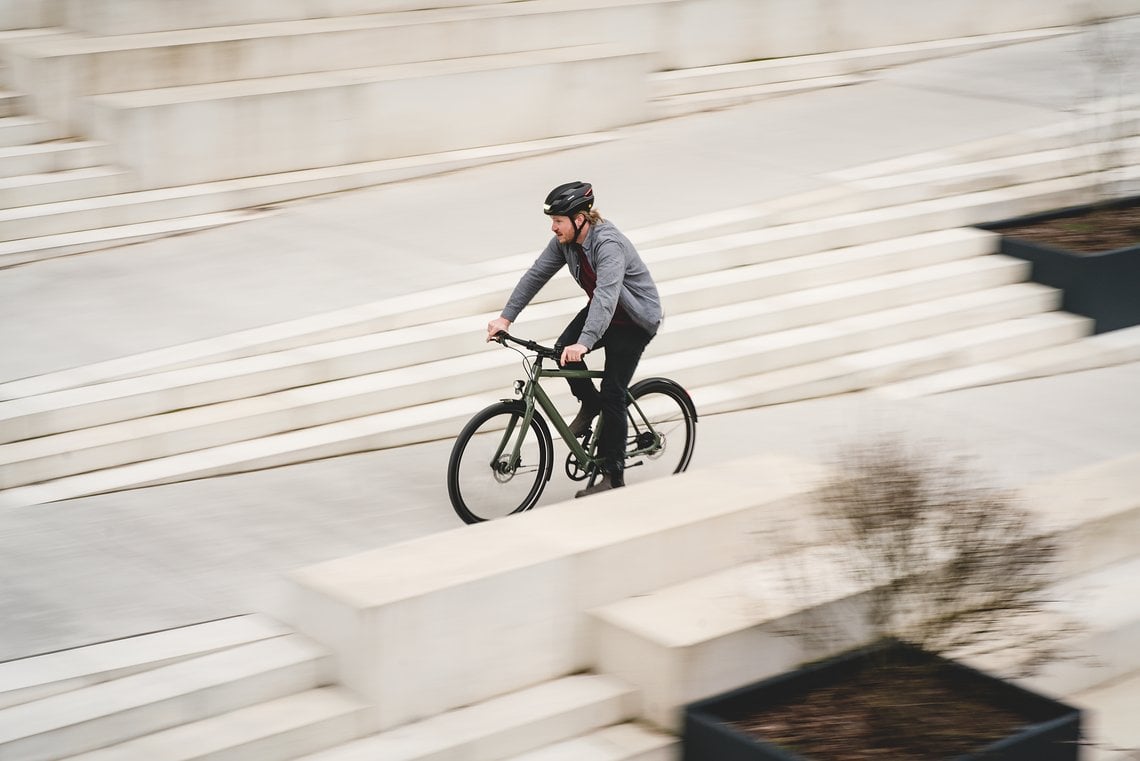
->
xmin=486 ymin=181 xmax=663 ymax=497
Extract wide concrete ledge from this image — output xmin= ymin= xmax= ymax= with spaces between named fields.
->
xmin=6 ymin=0 xmax=670 ymax=131
xmin=56 ymin=0 xmax=668 ymax=35
xmin=659 ymin=0 xmax=1140 ymax=69
xmin=276 ymin=454 xmax=830 ymax=732
xmin=85 ymin=44 xmax=652 ymax=188
xmin=589 ymin=452 xmax=1140 ymax=730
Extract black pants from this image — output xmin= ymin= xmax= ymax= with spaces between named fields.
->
xmin=557 ymin=307 xmax=654 ymax=479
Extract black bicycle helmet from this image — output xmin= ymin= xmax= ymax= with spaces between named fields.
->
xmin=543 ymin=181 xmax=594 ymax=217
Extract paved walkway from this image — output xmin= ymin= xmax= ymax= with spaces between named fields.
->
xmin=1 ymin=19 xmax=1139 ymax=662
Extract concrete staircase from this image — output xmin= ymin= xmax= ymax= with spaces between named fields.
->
xmin=2 ymin=117 xmax=1140 ymax=506
xmin=0 ymin=616 xmax=675 ymax=761
xmin=2 ymin=1 xmax=1138 ymax=263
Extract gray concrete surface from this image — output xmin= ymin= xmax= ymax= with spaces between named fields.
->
xmin=1 ymin=20 xmax=1139 ymax=663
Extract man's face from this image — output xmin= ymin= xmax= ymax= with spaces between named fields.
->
xmin=550 ymin=214 xmax=580 ymax=244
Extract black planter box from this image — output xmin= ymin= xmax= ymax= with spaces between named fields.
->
xmin=979 ymin=196 xmax=1140 ymax=334
xmin=682 ymin=640 xmax=1081 ymax=761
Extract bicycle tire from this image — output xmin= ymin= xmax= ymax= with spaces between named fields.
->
xmin=622 ymin=378 xmax=697 ymax=487
xmin=447 ymin=400 xmax=553 ymax=524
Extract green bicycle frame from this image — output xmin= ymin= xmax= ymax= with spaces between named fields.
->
xmin=497 ymin=357 xmax=661 ymax=474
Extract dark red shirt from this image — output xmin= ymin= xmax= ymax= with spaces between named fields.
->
xmin=578 ymin=249 xmax=633 ymax=327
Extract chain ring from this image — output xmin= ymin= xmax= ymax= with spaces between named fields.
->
xmin=564 ymin=451 xmax=590 ymax=481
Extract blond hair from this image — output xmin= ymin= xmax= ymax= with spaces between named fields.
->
xmin=583 ymin=208 xmax=605 ymax=225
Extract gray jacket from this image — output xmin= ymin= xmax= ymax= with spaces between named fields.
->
xmin=501 ymin=220 xmax=662 ymax=349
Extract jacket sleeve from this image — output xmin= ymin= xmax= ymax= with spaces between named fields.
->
xmin=577 ymin=240 xmax=624 ymax=349
xmin=501 ymin=238 xmax=565 ymax=322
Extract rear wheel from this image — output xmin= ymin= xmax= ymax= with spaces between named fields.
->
xmin=622 ymin=379 xmax=697 ymax=488
xmin=447 ymin=401 xmax=553 ymax=524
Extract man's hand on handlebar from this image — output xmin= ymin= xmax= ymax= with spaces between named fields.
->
xmin=486 ymin=317 xmax=511 ymax=343
xmin=560 ymin=343 xmax=589 ymax=365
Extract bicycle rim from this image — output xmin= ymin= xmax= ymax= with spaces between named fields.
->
xmin=447 ymin=403 xmax=551 ymax=523
xmin=623 ymin=385 xmax=696 ymax=488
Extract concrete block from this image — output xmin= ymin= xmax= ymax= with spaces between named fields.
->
xmin=278 ymin=454 xmax=828 ymax=731
xmin=590 ymin=547 xmax=874 ymax=730
xmin=85 ymin=45 xmax=651 ymax=188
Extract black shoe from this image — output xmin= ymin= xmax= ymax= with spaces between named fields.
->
xmin=568 ymin=401 xmax=601 ymax=437
xmin=575 ymin=478 xmax=624 ymax=499
xmin=575 ymin=472 xmax=625 ymax=499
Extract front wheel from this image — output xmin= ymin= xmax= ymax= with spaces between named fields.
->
xmin=447 ymin=401 xmax=553 ymax=524
xmin=622 ymin=379 xmax=697 ymax=488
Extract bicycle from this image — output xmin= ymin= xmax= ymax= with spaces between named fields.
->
xmin=447 ymin=331 xmax=698 ymax=523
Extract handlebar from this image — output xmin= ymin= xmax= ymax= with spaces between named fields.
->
xmin=492 ymin=331 xmax=564 ymax=361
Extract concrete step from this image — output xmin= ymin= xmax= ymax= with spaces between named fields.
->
xmin=588 ymin=454 xmax=1140 ymax=730
xmin=0 ymin=89 xmax=24 ymax=117
xmin=0 ymin=227 xmax=999 ymax=442
xmin=0 ymin=139 xmax=109 ymax=178
xmin=651 ymin=28 xmax=1077 ymax=99
xmin=0 ymin=308 xmax=1086 ymax=508
xmin=0 ymin=634 xmax=333 ymax=760
xmin=8 ymin=0 xmax=667 ymax=131
xmin=0 ymin=131 xmax=617 ymax=259
xmin=0 ymin=165 xmax=132 ymax=209
xmin=845 ymin=136 xmax=1140 ymax=210
xmin=64 ymin=687 xmax=370 ymax=761
xmin=85 ymin=45 xmax=651 ymax=188
xmin=0 ymin=208 xmax=272 ymax=268
xmin=651 ymin=74 xmax=867 ymax=120
xmin=650 ymin=28 xmax=1084 ymax=118
xmin=294 ymin=673 xmax=637 ymax=761
xmin=874 ymin=323 xmax=1140 ymax=398
xmin=0 ymin=114 xmax=63 ymax=147
xmin=60 ymin=0 xmax=575 ymax=35
xmin=0 ymin=274 xmax=1050 ymax=488
xmin=690 ymin=311 xmax=1090 ymax=414
xmin=0 ymin=614 xmax=292 ymax=710
xmin=503 ymin=723 xmax=677 ymax=761
xmin=828 ymin=108 xmax=1140 ymax=183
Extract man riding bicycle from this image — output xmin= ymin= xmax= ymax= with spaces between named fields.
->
xmin=486 ymin=181 xmax=663 ymax=497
